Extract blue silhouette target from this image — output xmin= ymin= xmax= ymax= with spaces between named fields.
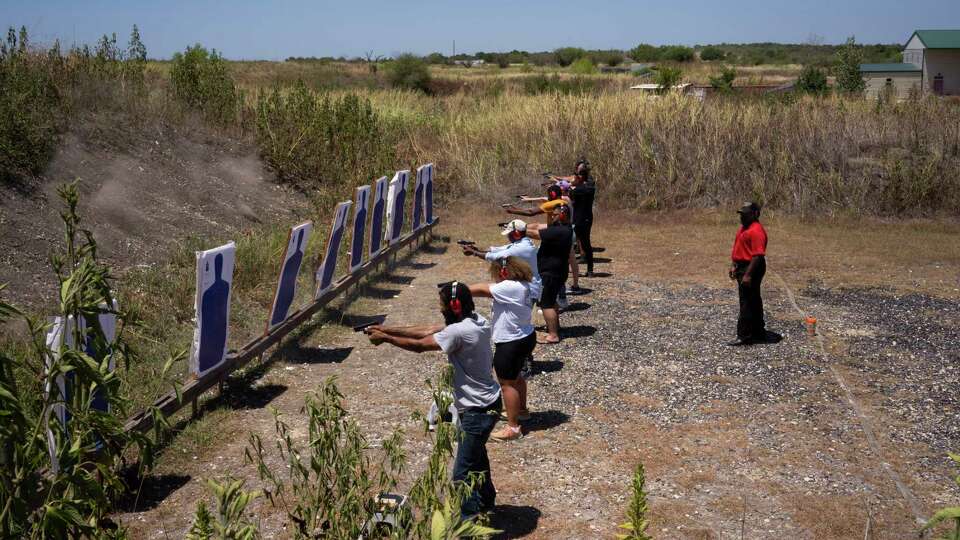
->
xmin=385 ymin=170 xmax=409 ymax=245
xmin=412 ymin=167 xmax=425 ymax=231
xmin=315 ymin=201 xmax=352 ymax=296
xmin=268 ymin=221 xmax=313 ymax=330
xmin=422 ymin=163 xmax=435 ymax=224
xmin=350 ymin=186 xmax=370 ymax=272
xmin=190 ymin=242 xmax=236 ymax=377
xmin=369 ymin=176 xmax=388 ymax=257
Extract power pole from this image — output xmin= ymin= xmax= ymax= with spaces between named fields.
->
xmin=453 ymin=40 xmax=456 ymax=58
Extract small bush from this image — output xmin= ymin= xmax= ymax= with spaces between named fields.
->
xmin=655 ymin=66 xmax=683 ymax=92
xmin=660 ymin=45 xmax=695 ymax=62
xmin=700 ymin=46 xmax=726 ymax=61
xmin=170 ymin=44 xmax=241 ymax=124
xmin=797 ymin=65 xmax=829 ymax=95
xmin=834 ymin=36 xmax=866 ymax=95
xmin=387 ymin=53 xmax=431 ymax=93
xmin=570 ymin=57 xmax=597 ymax=75
xmin=628 ymin=43 xmax=660 ymax=62
xmin=554 ymin=47 xmax=587 ymax=67
xmin=709 ymin=66 xmax=737 ymax=93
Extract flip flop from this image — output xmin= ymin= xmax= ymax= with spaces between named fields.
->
xmin=536 ymin=335 xmax=561 ymax=345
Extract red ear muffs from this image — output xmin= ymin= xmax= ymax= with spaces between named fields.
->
xmin=449 ymin=281 xmax=462 ymax=316
xmin=499 ymin=259 xmax=509 ymax=280
xmin=509 ymin=230 xmax=522 ymax=241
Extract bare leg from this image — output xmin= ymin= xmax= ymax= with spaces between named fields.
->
xmin=568 ymin=248 xmax=579 ymax=288
xmin=540 ymin=308 xmax=561 ymax=343
xmin=499 ymin=379 xmax=521 ymax=428
xmin=517 ymin=377 xmax=528 ymax=411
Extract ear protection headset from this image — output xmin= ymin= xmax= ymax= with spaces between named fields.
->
xmin=557 ymin=204 xmax=571 ymax=222
xmin=448 ymin=281 xmax=462 ymax=317
xmin=498 ymin=258 xmax=510 ymax=280
xmin=547 ymin=185 xmax=562 ymax=201
xmin=508 ymin=227 xmax=523 ymax=242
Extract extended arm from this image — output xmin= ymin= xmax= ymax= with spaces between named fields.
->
xmin=366 ymin=324 xmax=443 ymax=339
xmin=525 ymin=224 xmax=546 ymax=240
xmin=505 ymin=206 xmax=543 ymax=217
xmin=519 ymin=196 xmax=548 ymax=203
xmin=468 ymin=283 xmax=492 ymax=298
xmin=368 ymin=331 xmax=441 ymax=353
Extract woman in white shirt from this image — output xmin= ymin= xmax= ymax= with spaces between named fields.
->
xmin=468 ymin=257 xmax=536 ymax=442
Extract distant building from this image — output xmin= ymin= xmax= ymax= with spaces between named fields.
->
xmin=861 ymin=29 xmax=960 ymax=99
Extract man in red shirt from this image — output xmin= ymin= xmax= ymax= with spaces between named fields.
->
xmin=728 ymin=202 xmax=768 ymax=346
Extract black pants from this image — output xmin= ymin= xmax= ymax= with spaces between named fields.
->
xmin=575 ymin=219 xmax=593 ymax=273
xmin=735 ymin=259 xmax=766 ymax=341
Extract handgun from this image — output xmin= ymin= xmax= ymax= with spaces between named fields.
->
xmin=352 ymin=315 xmax=387 ymax=332
xmin=497 ymin=222 xmax=509 ymax=227
xmin=456 ymin=240 xmax=476 ymax=246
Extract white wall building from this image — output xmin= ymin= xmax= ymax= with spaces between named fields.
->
xmin=862 ymin=29 xmax=960 ymax=99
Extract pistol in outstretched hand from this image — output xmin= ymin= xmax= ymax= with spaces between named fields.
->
xmin=352 ymin=315 xmax=387 ymax=333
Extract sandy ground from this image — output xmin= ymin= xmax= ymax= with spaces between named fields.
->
xmin=118 ymin=208 xmax=960 ymax=539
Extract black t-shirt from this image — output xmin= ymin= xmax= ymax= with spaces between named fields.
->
xmin=570 ymin=180 xmax=595 ymax=223
xmin=537 ymin=222 xmax=573 ymax=276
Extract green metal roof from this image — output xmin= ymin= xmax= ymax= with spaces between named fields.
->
xmin=908 ymin=30 xmax=960 ymax=49
xmin=860 ymin=63 xmax=922 ymax=73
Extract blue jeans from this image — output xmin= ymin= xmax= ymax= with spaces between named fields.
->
xmin=453 ymin=398 xmax=501 ymax=515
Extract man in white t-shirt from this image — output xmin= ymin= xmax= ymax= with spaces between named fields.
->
xmin=366 ymin=281 xmax=501 ymax=515
xmin=468 ymin=257 xmax=536 ymax=442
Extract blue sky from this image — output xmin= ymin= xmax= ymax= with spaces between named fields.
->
xmin=2 ymin=0 xmax=958 ymax=60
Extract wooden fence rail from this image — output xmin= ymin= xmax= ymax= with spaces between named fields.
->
xmin=123 ymin=219 xmax=439 ymax=435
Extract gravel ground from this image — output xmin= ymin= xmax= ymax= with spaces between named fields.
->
xmin=122 ymin=230 xmax=960 ymax=539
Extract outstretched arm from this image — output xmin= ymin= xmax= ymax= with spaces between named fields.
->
xmin=525 ymin=223 xmax=546 ymax=240
xmin=366 ymin=324 xmax=443 ymax=339
xmin=505 ymin=206 xmax=543 ymax=217
xmin=468 ymin=283 xmax=492 ymax=298
xmin=368 ymin=331 xmax=441 ymax=353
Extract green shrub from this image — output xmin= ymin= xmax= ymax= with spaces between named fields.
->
xmin=834 ymin=36 xmax=866 ymax=95
xmin=628 ymin=44 xmax=660 ymax=62
xmin=700 ymin=46 xmax=726 ymax=61
xmin=655 ymin=66 xmax=683 ymax=92
xmin=570 ymin=57 xmax=597 ymax=75
xmin=660 ymin=45 xmax=695 ymax=62
xmin=554 ymin=47 xmax=587 ymax=67
xmin=387 ymin=53 xmax=431 ymax=92
xmin=709 ymin=66 xmax=737 ymax=93
xmin=170 ymin=44 xmax=241 ymax=124
xmin=617 ymin=463 xmax=652 ymax=540
xmin=796 ymin=65 xmax=829 ymax=95
xmin=0 ymin=28 xmax=62 ymax=181
xmin=255 ymin=82 xmax=397 ymax=194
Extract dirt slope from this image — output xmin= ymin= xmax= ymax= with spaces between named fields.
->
xmin=0 ymin=122 xmax=308 ymax=308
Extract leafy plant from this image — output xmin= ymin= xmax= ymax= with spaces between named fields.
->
xmin=834 ymin=36 xmax=866 ymax=95
xmin=796 ymin=65 xmax=828 ymax=95
xmin=617 ymin=462 xmax=652 ymax=540
xmin=570 ymin=57 xmax=597 ymax=75
xmin=709 ymin=66 xmax=737 ymax=93
xmin=186 ymin=479 xmax=261 ymax=540
xmin=921 ymin=453 xmax=960 ymax=540
xmin=171 ymin=44 xmax=242 ymax=124
xmin=0 ymin=182 xmax=161 ymax=538
xmin=700 ymin=46 xmax=726 ymax=61
xmin=554 ymin=47 xmax=587 ymax=67
xmin=654 ymin=66 xmax=682 ymax=93
xmin=387 ymin=53 xmax=431 ymax=93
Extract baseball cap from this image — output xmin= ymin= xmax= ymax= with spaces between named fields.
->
xmin=501 ymin=219 xmax=527 ymax=236
xmin=737 ymin=202 xmax=761 ymax=214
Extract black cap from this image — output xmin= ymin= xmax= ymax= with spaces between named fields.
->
xmin=737 ymin=202 xmax=760 ymax=214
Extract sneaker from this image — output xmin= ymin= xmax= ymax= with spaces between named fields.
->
xmin=491 ymin=425 xmax=523 ymax=442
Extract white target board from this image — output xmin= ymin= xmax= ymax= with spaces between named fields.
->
xmin=46 ymin=301 xmax=118 ymax=470
xmin=267 ymin=221 xmax=313 ymax=331
xmin=369 ymin=176 xmax=388 ymax=258
xmin=315 ymin=200 xmax=352 ymax=297
xmin=385 ymin=170 xmax=409 ymax=245
xmin=190 ymin=242 xmax=236 ymax=377
xmin=349 ymin=186 xmax=370 ymax=272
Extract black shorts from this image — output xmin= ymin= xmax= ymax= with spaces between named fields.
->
xmin=493 ymin=332 xmax=536 ymax=380
xmin=539 ymin=272 xmax=565 ymax=309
